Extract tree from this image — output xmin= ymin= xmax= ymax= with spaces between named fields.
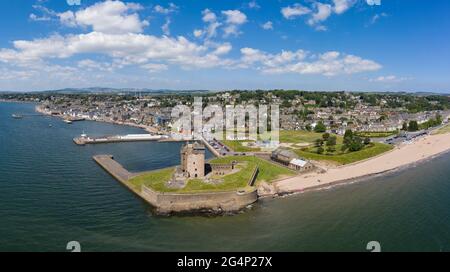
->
xmin=326 ymin=146 xmax=336 ymax=154
xmin=326 ymin=136 xmax=337 ymax=147
xmin=314 ymin=121 xmax=326 ymax=133
xmin=322 ymin=133 xmax=330 ymax=141
xmin=364 ymin=137 xmax=371 ymax=145
xmin=315 ymin=138 xmax=324 ymax=147
xmin=344 ymin=129 xmax=353 ymax=140
xmin=349 ymin=136 xmax=364 ymax=152
xmin=305 ymin=124 xmax=312 ymax=131
xmin=343 ymin=129 xmax=353 ymax=146
xmin=408 ymin=120 xmax=419 ymax=132
xmin=402 ymin=122 xmax=408 ymax=131
xmin=317 ymin=147 xmax=325 ymax=154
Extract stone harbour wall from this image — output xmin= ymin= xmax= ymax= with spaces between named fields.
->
xmin=141 ymin=186 xmax=258 ymax=214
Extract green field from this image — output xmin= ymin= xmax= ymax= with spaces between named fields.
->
xmin=280 ymin=130 xmax=326 ymax=144
xmin=220 ymin=130 xmax=338 ymax=151
xmin=434 ymin=124 xmax=450 ymax=134
xmin=221 ymin=140 xmax=261 ymax=152
xmin=356 ymin=131 xmax=398 ymax=138
xmin=294 ymin=143 xmax=393 ymax=165
xmin=128 ymin=156 xmax=296 ymax=193
xmin=210 ymin=156 xmax=296 ymax=184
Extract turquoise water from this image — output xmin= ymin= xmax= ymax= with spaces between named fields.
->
xmin=1 ymin=102 xmax=450 ymax=252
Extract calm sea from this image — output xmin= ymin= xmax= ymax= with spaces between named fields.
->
xmin=1 ymin=102 xmax=450 ymax=252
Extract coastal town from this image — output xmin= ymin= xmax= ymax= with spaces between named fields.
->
xmin=3 ymin=90 xmax=450 ymax=136
xmin=2 ymin=90 xmax=450 ymax=214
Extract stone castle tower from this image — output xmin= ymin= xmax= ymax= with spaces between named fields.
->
xmin=180 ymin=142 xmax=205 ymax=178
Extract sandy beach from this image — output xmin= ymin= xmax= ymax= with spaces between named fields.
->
xmin=274 ymin=132 xmax=450 ymax=194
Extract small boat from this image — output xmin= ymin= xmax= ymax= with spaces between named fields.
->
xmin=12 ymin=114 xmax=23 ymax=119
xmin=49 ymin=124 xmax=53 ymax=127
xmin=63 ymin=120 xmax=73 ymax=124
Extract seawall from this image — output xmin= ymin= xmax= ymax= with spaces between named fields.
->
xmin=93 ymin=155 xmax=258 ymax=215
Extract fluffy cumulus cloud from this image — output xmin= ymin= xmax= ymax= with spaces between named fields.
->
xmin=64 ymin=0 xmax=149 ymax=34
xmin=0 ymin=0 xmax=385 ymax=89
xmin=332 ymin=0 xmax=356 ymax=14
xmin=221 ymin=10 xmax=248 ymax=37
xmin=261 ymin=21 xmax=273 ymax=30
xmin=240 ymin=48 xmax=382 ymax=76
xmin=194 ymin=9 xmax=247 ymax=39
xmin=282 ymin=0 xmax=357 ymax=30
xmin=307 ymin=2 xmax=333 ymax=27
xmin=370 ymin=75 xmax=411 ymax=83
xmin=153 ymin=3 xmax=179 ymax=15
xmin=194 ymin=9 xmax=222 ymax=39
xmin=281 ymin=4 xmax=311 ymax=19
xmin=0 ymin=32 xmax=235 ymax=69
xmin=248 ymin=1 xmax=261 ymax=10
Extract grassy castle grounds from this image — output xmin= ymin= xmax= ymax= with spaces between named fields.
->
xmin=128 ymin=156 xmax=296 ymax=193
xmin=221 ymin=140 xmax=261 ymax=152
xmin=221 ymin=130 xmax=394 ymax=165
xmin=294 ymin=142 xmax=394 ymax=165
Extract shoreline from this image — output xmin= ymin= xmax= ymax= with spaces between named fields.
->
xmin=8 ymin=101 xmax=449 ymax=208
xmin=274 ymin=132 xmax=450 ymax=196
xmin=34 ymin=104 xmax=160 ymax=134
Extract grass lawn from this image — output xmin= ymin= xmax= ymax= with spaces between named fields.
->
xmin=128 ymin=156 xmax=295 ymax=193
xmin=434 ymin=124 xmax=450 ymax=135
xmin=294 ymin=143 xmax=394 ymax=165
xmin=280 ymin=130 xmax=343 ymax=145
xmin=356 ymin=131 xmax=398 ymax=138
xmin=210 ymin=156 xmax=296 ymax=184
xmin=220 ymin=130 xmax=339 ymax=151
xmin=128 ymin=167 xmax=175 ymax=192
xmin=221 ymin=140 xmax=261 ymax=152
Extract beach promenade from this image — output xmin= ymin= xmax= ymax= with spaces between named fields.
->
xmin=275 ymin=132 xmax=450 ymax=194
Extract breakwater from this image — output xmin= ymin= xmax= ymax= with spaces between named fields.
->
xmin=93 ymin=155 xmax=257 ymax=215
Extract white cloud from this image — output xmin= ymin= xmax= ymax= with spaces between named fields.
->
xmin=307 ymin=3 xmax=333 ymax=26
xmin=0 ymin=31 xmax=236 ymax=71
xmin=202 ymin=9 xmax=217 ymax=23
xmin=78 ymin=59 xmax=115 ymax=71
xmin=212 ymin=43 xmax=232 ymax=55
xmin=283 ymin=1 xmax=356 ymax=30
xmin=281 ymin=4 xmax=311 ymax=19
xmin=333 ymin=0 xmax=356 ymax=14
xmin=198 ymin=9 xmax=222 ymax=39
xmin=162 ymin=18 xmax=171 ymax=35
xmin=67 ymin=0 xmax=149 ymax=34
xmin=370 ymin=13 xmax=388 ymax=25
xmin=153 ymin=3 xmax=178 ymax=14
xmin=240 ymin=48 xmax=381 ymax=76
xmin=141 ymin=63 xmax=168 ymax=73
xmin=261 ymin=21 xmax=273 ymax=30
xmin=221 ymin=10 xmax=247 ymax=37
xmin=58 ymin=11 xmax=77 ymax=27
xmin=193 ymin=29 xmax=203 ymax=37
xmin=370 ymin=75 xmax=411 ymax=83
xmin=29 ymin=13 xmax=51 ymax=22
xmin=248 ymin=1 xmax=261 ymax=9
xmin=222 ymin=10 xmax=247 ymax=25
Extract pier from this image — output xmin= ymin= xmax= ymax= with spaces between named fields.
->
xmin=93 ymin=155 xmax=137 ymax=182
xmin=73 ymin=134 xmax=168 ymax=145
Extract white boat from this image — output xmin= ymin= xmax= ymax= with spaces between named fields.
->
xmin=12 ymin=114 xmax=23 ymax=119
xmin=63 ymin=120 xmax=73 ymax=124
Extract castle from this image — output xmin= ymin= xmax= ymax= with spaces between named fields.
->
xmin=180 ymin=142 xmax=206 ymax=178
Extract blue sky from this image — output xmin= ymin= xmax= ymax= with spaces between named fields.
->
xmin=0 ymin=0 xmax=449 ymax=92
